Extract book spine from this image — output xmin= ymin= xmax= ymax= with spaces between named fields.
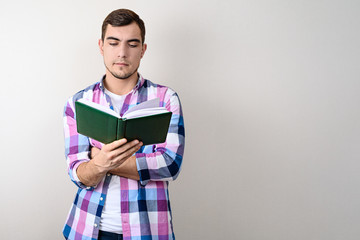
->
xmin=117 ymin=119 xmax=126 ymax=140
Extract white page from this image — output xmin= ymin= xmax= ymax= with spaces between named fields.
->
xmin=124 ymin=98 xmax=160 ymax=115
xmin=123 ymin=107 xmax=169 ymax=119
xmin=77 ymin=98 xmax=119 ymax=118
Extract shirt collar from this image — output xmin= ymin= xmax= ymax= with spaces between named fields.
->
xmin=134 ymin=73 xmax=145 ymax=92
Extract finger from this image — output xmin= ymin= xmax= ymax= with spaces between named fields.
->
xmin=114 ymin=142 xmax=142 ymax=163
xmin=112 ymin=140 xmax=140 ymax=156
xmin=116 ymin=142 xmax=142 ymax=159
xmin=90 ymin=147 xmax=101 ymax=158
xmin=102 ymin=140 xmax=139 ymax=162
xmin=106 ymin=138 xmax=128 ymax=151
xmin=91 ymin=147 xmax=101 ymax=152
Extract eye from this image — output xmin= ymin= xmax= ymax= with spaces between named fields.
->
xmin=109 ymin=42 xmax=118 ymax=46
xmin=129 ymin=44 xmax=138 ymax=48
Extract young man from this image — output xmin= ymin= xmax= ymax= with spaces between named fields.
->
xmin=63 ymin=9 xmax=185 ymax=240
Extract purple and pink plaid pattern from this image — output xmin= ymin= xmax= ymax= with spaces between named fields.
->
xmin=63 ymin=75 xmax=185 ymax=240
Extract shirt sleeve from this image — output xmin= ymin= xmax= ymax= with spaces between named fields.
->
xmin=63 ymin=96 xmax=93 ymax=190
xmin=135 ymin=92 xmax=185 ymax=186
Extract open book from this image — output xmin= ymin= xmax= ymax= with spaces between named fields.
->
xmin=75 ymin=98 xmax=172 ymax=145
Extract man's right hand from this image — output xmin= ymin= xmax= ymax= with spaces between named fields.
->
xmin=77 ymin=138 xmax=142 ymax=187
xmin=93 ymin=138 xmax=142 ymax=172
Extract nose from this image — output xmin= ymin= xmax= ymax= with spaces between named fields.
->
xmin=117 ymin=42 xmax=128 ymax=58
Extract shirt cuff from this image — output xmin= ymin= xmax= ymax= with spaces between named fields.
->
xmin=135 ymin=153 xmax=150 ymax=186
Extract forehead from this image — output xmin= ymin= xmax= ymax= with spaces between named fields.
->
xmin=104 ymin=22 xmax=142 ymax=41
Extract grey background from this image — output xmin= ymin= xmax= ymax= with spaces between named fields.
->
xmin=0 ymin=0 xmax=359 ymax=239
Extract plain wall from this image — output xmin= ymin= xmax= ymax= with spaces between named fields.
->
xmin=1 ymin=0 xmax=359 ymax=239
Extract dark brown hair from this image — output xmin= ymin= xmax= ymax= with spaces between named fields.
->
xmin=101 ymin=9 xmax=146 ymax=44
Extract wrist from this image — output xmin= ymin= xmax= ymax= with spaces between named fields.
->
xmin=77 ymin=160 xmax=106 ymax=187
xmin=89 ymin=157 xmax=108 ymax=175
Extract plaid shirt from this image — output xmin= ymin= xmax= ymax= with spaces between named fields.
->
xmin=63 ymin=74 xmax=185 ymax=240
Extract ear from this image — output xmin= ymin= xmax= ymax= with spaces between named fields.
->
xmin=98 ymin=39 xmax=104 ymax=56
xmin=141 ymin=43 xmax=147 ymax=58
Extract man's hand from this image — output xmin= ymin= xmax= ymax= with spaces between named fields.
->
xmin=90 ymin=146 xmax=101 ymax=159
xmin=77 ymin=138 xmax=142 ymax=187
xmin=92 ymin=138 xmax=143 ymax=172
xmin=91 ymin=140 xmax=141 ymax=180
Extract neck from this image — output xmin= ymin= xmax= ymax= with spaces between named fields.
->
xmin=103 ymin=72 xmax=138 ymax=95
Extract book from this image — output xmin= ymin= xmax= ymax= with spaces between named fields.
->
xmin=75 ymin=98 xmax=172 ymax=145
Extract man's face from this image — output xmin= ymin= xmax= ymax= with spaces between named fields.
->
xmin=99 ymin=23 xmax=147 ymax=80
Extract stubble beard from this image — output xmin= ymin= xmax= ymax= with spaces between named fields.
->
xmin=105 ymin=64 xmax=138 ymax=80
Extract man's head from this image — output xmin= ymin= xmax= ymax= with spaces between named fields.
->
xmin=101 ymin=9 xmax=146 ymax=44
xmin=99 ymin=9 xmax=147 ymax=82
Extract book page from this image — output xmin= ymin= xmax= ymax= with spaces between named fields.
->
xmin=124 ymin=98 xmax=160 ymax=115
xmin=77 ymin=98 xmax=119 ymax=118
xmin=124 ymin=107 xmax=169 ymax=119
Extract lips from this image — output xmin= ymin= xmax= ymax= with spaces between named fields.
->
xmin=114 ymin=62 xmax=129 ymax=66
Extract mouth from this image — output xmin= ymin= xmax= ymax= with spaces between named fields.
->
xmin=114 ymin=62 xmax=129 ymax=66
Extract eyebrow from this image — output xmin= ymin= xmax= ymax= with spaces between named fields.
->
xmin=106 ymin=36 xmax=141 ymax=43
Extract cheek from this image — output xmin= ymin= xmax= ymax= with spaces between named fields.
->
xmin=103 ymin=51 xmax=115 ymax=62
xmin=137 ymin=51 xmax=143 ymax=60
xmin=131 ymin=49 xmax=143 ymax=59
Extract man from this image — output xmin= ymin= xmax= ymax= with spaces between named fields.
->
xmin=63 ymin=9 xmax=185 ymax=240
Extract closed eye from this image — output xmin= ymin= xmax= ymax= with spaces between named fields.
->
xmin=128 ymin=39 xmax=141 ymax=48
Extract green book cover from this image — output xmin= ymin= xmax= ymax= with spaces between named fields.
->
xmin=75 ymin=98 xmax=172 ymax=145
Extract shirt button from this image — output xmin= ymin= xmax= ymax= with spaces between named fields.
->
xmin=94 ymin=223 xmax=98 ymax=227
xmin=107 ymin=173 xmax=111 ymax=176
xmin=100 ymin=197 xmax=103 ymax=201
